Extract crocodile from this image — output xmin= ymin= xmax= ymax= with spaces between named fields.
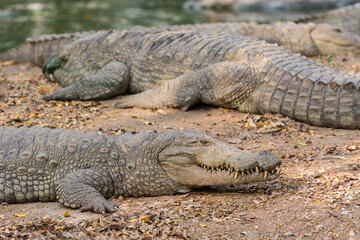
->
xmin=0 ymin=127 xmax=281 ymax=213
xmin=299 ymin=2 xmax=360 ymax=35
xmin=38 ymin=30 xmax=360 ymax=129
xmin=1 ymin=20 xmax=359 ymax=68
xmin=187 ymin=0 xmax=360 ymax=11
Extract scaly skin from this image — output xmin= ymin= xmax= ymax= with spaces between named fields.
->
xmin=1 ymin=21 xmax=359 ymax=68
xmin=0 ymin=127 xmax=281 ymax=213
xmin=148 ymin=22 xmax=360 ymax=56
xmin=41 ymin=30 xmax=360 ymax=129
xmin=299 ymin=2 xmax=360 ymax=35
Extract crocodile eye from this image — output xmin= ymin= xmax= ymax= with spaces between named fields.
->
xmin=259 ymin=150 xmax=270 ymax=155
xmin=200 ymin=140 xmax=210 ymax=145
xmin=188 ymin=140 xmax=211 ymax=146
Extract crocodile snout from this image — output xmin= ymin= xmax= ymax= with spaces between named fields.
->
xmin=311 ymin=24 xmax=360 ymax=55
xmin=42 ymin=54 xmax=68 ymax=82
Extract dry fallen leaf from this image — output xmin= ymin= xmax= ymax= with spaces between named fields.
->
xmin=14 ymin=214 xmax=27 ymax=217
xmin=139 ymin=216 xmax=151 ymax=223
xmin=64 ymin=210 xmax=71 ymax=217
xmin=3 ymin=60 xmax=15 ymax=66
xmin=199 ymin=223 xmax=207 ymax=228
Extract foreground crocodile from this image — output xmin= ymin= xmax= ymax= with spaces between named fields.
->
xmin=1 ymin=20 xmax=359 ymax=68
xmin=0 ymin=127 xmax=281 ymax=213
xmin=37 ymin=30 xmax=360 ymax=129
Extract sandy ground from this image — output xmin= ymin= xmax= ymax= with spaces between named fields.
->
xmin=0 ymin=53 xmax=360 ymax=239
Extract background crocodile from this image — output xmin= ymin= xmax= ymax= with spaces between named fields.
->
xmin=1 ymin=20 xmax=359 ymax=68
xmin=299 ymin=2 xmax=360 ymax=35
xmin=187 ymin=0 xmax=360 ymax=11
xmin=37 ymin=30 xmax=360 ymax=129
xmin=0 ymin=127 xmax=281 ymax=213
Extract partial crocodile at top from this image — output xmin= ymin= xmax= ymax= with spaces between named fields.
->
xmin=299 ymin=2 xmax=360 ymax=35
xmin=1 ymin=20 xmax=359 ymax=67
xmin=185 ymin=0 xmax=360 ymax=11
xmin=38 ymin=30 xmax=360 ymax=129
xmin=0 ymin=127 xmax=281 ymax=213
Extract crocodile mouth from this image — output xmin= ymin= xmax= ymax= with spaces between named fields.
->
xmin=199 ymin=163 xmax=282 ymax=180
xmin=158 ymin=134 xmax=282 ymax=187
xmin=42 ymin=54 xmax=68 ymax=82
xmin=200 ymin=165 xmax=281 ymax=180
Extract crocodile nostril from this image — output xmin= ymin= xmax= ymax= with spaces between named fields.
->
xmin=259 ymin=150 xmax=270 ymax=155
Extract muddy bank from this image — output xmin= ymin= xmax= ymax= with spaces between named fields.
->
xmin=0 ymin=54 xmax=359 ymax=239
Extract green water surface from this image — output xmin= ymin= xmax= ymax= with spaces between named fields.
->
xmin=0 ymin=0 xmax=331 ymax=52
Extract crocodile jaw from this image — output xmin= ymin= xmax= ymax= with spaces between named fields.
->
xmin=158 ymin=131 xmax=282 ymax=188
xmin=161 ymin=155 xmax=281 ymax=187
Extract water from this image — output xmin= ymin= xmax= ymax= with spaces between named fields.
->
xmin=0 ymin=0 xmax=333 ymax=52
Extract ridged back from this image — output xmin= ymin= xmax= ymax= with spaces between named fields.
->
xmin=0 ymin=32 xmax=94 ymax=67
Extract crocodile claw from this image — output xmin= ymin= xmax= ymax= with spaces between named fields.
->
xmin=114 ymin=97 xmax=135 ymax=108
xmin=79 ymin=198 xmax=118 ymax=213
xmin=42 ymin=86 xmax=79 ymax=101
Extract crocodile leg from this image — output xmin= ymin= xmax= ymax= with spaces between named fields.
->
xmin=56 ymin=168 xmax=117 ymax=213
xmin=115 ymin=62 xmax=258 ymax=111
xmin=42 ymin=61 xmax=130 ymax=101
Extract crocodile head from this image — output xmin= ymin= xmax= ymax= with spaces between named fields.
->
xmin=311 ymin=24 xmax=360 ymax=55
xmin=159 ymin=131 xmax=282 ymax=188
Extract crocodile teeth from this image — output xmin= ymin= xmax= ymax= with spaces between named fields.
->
xmin=49 ymin=73 xmax=54 ymax=81
xmin=234 ymin=171 xmax=239 ymax=179
xmin=256 ymin=167 xmax=259 ymax=173
xmin=241 ymin=171 xmax=244 ymax=177
xmin=264 ymin=171 xmax=268 ymax=179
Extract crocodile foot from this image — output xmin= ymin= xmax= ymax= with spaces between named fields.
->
xmin=79 ymin=198 xmax=118 ymax=213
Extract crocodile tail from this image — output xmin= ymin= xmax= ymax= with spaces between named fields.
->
xmin=0 ymin=32 xmax=91 ymax=67
xmin=0 ymin=43 xmax=34 ymax=64
xmin=279 ymin=69 xmax=360 ymax=129
xmin=256 ymin=43 xmax=360 ymax=129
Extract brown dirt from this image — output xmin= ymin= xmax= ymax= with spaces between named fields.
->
xmin=0 ymin=53 xmax=360 ymax=239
